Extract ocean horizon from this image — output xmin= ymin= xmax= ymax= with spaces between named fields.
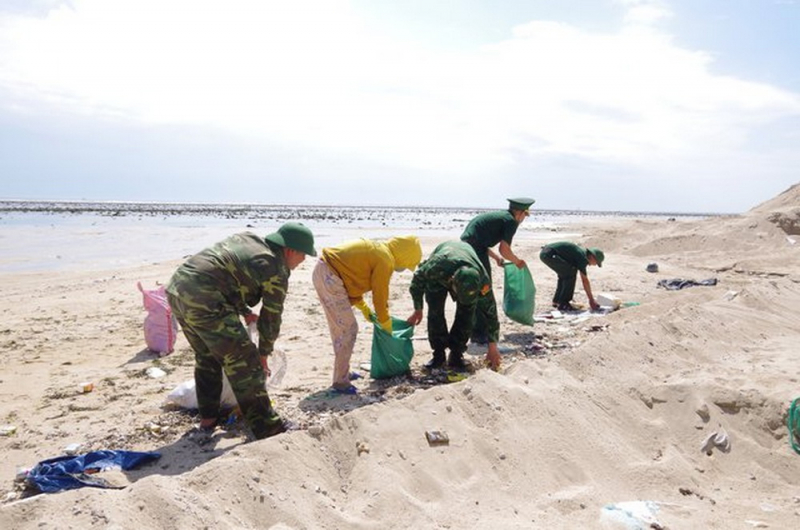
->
xmin=0 ymin=200 xmax=718 ymax=274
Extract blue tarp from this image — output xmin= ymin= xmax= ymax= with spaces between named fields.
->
xmin=27 ymin=450 xmax=161 ymax=493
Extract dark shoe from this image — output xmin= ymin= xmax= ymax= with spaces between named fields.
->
xmin=424 ymin=350 xmax=446 ymax=369
xmin=470 ymin=333 xmax=488 ymax=345
xmin=331 ymin=384 xmax=358 ymax=395
xmin=447 ymin=352 xmax=469 ymax=371
xmin=557 ymin=303 xmax=580 ymax=312
xmin=187 ymin=424 xmax=216 ymax=446
xmin=262 ymin=419 xmax=298 ymax=439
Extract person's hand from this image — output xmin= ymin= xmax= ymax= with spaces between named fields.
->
xmin=494 ymin=255 xmax=504 ymax=267
xmin=407 ymin=309 xmax=423 ymax=326
xmin=485 ymin=350 xmax=501 ymax=371
xmin=260 ymin=356 xmax=272 ymax=378
xmin=354 ymin=301 xmax=375 ymax=322
xmin=244 ymin=313 xmax=258 ymax=325
xmin=378 ymin=318 xmax=393 ymax=333
xmin=515 ymin=259 xmax=527 ymax=269
xmin=589 ymin=300 xmax=600 ymax=311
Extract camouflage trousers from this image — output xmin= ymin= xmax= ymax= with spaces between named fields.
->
xmin=425 ymin=288 xmax=476 ymax=355
xmin=166 ymin=290 xmax=282 ymax=440
xmin=470 ymin=248 xmax=501 ymax=342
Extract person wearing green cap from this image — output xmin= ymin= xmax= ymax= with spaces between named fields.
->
xmin=166 ymin=222 xmax=316 ymax=441
xmin=539 ymin=241 xmax=604 ymax=311
xmin=313 ymin=235 xmax=422 ymax=393
xmin=460 ymin=197 xmax=534 ymax=366
xmin=407 ymin=241 xmax=492 ymax=371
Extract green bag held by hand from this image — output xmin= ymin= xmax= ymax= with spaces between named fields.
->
xmin=503 ymin=263 xmax=536 ymax=325
xmin=370 ymin=317 xmax=415 ymax=379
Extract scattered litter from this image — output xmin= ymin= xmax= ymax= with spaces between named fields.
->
xmin=63 ymin=443 xmax=82 ymax=456
xmin=701 ymin=425 xmax=731 ymax=455
xmin=356 ymin=440 xmax=370 ymax=455
xmin=78 ymin=382 xmax=94 ymax=393
xmin=359 ymin=362 xmax=372 ymax=371
xmin=646 ymin=262 xmax=659 ymax=273
xmin=585 ymin=324 xmax=609 ymax=333
xmin=25 ymin=450 xmax=161 ymax=493
xmin=425 ymin=430 xmax=449 ymax=446
xmin=146 ymin=367 xmax=167 ymax=379
xmin=600 ymin=501 xmax=662 ymax=529
xmin=723 ymin=290 xmax=739 ymax=301
xmin=0 ymin=425 xmax=17 ymax=436
xmin=596 ymin=292 xmax=622 ymax=310
xmin=657 ymin=278 xmax=718 ymax=290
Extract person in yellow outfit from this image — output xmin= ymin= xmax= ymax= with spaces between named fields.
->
xmin=312 ymin=236 xmax=422 ymax=393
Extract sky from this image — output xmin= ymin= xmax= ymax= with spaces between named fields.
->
xmin=1 ymin=0 xmax=799 ymax=213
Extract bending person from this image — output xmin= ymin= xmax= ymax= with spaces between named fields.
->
xmin=313 ymin=236 xmax=422 ymax=393
xmin=166 ymin=223 xmax=316 ymax=440
xmin=460 ymin=197 xmax=534 ymax=357
xmin=407 ymin=241 xmax=492 ymax=371
xmin=539 ymin=241 xmax=604 ymax=311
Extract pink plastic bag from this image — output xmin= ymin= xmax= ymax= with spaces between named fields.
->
xmin=137 ymin=282 xmax=178 ymax=355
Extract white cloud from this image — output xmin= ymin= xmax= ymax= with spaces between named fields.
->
xmin=1 ymin=0 xmax=799 ymax=184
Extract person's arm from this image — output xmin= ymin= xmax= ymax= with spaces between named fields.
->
xmin=487 ymin=248 xmax=504 ymax=267
xmin=371 ymin=265 xmax=393 ymax=332
xmin=580 ymin=271 xmax=599 ymax=310
xmin=498 ymin=241 xmax=526 ymax=269
xmin=407 ymin=271 xmax=425 ymax=325
xmin=257 ymin=277 xmax=288 ymax=357
xmin=407 ymin=309 xmax=423 ymax=325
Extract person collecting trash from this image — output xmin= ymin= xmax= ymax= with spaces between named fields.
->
xmin=313 ymin=236 xmax=422 ymax=394
xmin=406 ymin=241 xmax=493 ymax=371
xmin=460 ymin=197 xmax=534 ymax=355
xmin=539 ymin=241 xmax=604 ymax=311
xmin=166 ymin=223 xmax=316 ymax=441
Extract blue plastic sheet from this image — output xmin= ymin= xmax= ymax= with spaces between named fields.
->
xmin=27 ymin=450 xmax=161 ymax=493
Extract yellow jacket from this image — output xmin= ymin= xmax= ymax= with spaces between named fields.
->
xmin=321 ymin=236 xmax=421 ymax=324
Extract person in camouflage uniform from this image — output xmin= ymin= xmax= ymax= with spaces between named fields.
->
xmin=166 ymin=222 xmax=316 ymax=441
xmin=407 ymin=241 xmax=491 ymax=371
xmin=460 ymin=197 xmax=534 ymax=369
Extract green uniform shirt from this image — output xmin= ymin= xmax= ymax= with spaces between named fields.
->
xmin=460 ymin=210 xmax=518 ymax=250
xmin=409 ymin=241 xmax=490 ymax=310
xmin=166 ymin=232 xmax=289 ymax=357
xmin=545 ymin=241 xmax=590 ymax=274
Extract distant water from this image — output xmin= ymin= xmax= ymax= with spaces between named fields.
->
xmin=0 ymin=200 xmax=712 ymax=273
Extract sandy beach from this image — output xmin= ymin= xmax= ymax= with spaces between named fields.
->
xmin=1 ymin=186 xmax=799 ymax=528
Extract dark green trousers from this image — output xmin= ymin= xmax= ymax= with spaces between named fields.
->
xmin=539 ymin=246 xmax=578 ymax=306
xmin=470 ymin=247 xmax=500 ymax=342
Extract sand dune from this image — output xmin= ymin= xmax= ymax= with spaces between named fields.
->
xmin=1 ymin=186 xmax=799 ymax=528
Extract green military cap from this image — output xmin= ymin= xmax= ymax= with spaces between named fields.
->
xmin=507 ymin=197 xmax=535 ymax=211
xmin=265 ymin=222 xmax=317 ymax=256
xmin=588 ymin=248 xmax=604 ymax=267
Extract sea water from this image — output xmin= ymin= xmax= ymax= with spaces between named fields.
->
xmin=0 ymin=201 xmax=709 ymax=273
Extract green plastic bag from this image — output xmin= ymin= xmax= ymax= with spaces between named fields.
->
xmin=370 ymin=317 xmax=415 ymax=379
xmin=503 ymin=263 xmax=536 ymax=325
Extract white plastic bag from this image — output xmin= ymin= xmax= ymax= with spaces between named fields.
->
xmin=137 ymin=282 xmax=178 ymax=355
xmin=164 ymin=348 xmax=287 ymax=410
